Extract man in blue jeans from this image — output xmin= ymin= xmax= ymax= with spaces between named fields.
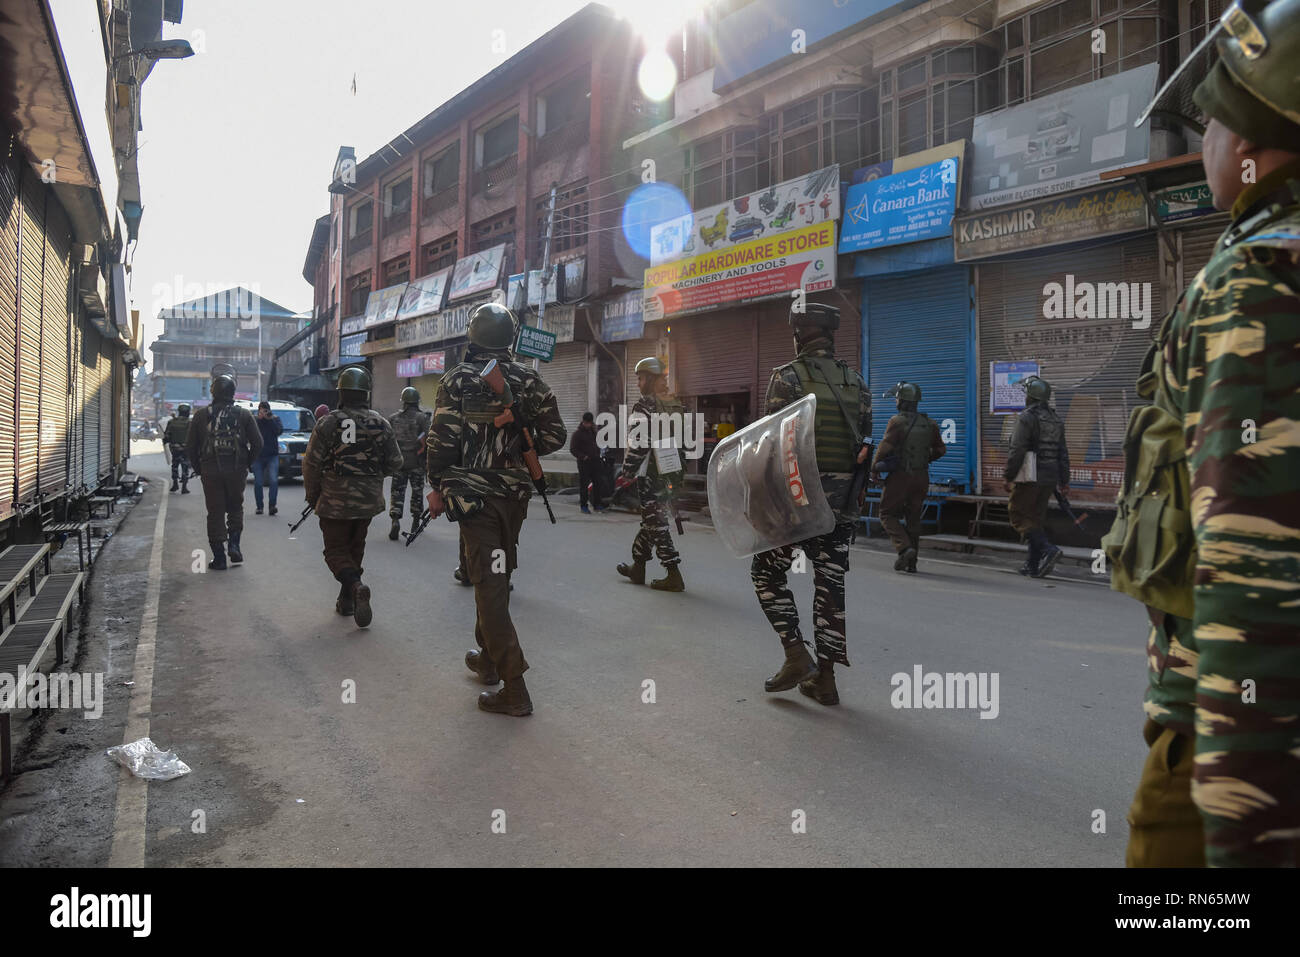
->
xmin=252 ymin=402 xmax=283 ymax=515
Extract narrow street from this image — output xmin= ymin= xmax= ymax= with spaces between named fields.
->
xmin=2 ymin=447 xmax=1148 ymax=867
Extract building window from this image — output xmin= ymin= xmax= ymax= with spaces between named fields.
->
xmin=472 ymin=210 xmax=515 ymax=255
xmin=477 ymin=114 xmax=519 ymax=169
xmin=539 ymin=71 xmax=590 ymax=136
xmin=684 ymin=127 xmax=767 ymax=208
xmin=767 ymin=89 xmax=873 ymax=182
xmin=382 ymin=254 xmax=410 ymax=287
xmin=422 ymin=234 xmax=458 ymax=273
xmin=422 ymin=144 xmax=460 ymax=217
xmin=348 ymin=199 xmax=373 ymax=250
xmin=534 ymin=180 xmax=589 ymax=258
xmin=382 ymin=177 xmax=411 ymax=235
xmin=347 ymin=272 xmax=371 ymax=316
xmin=878 ymin=48 xmax=997 ymax=160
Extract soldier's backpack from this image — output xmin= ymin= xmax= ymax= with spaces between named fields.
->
xmin=1100 ymin=309 xmax=1196 ymax=619
xmin=900 ymin=413 xmax=937 ymax=472
xmin=203 ymin=404 xmax=243 ymax=462
xmin=327 ymin=411 xmax=386 ymax=477
xmin=790 ymin=355 xmax=864 ymax=472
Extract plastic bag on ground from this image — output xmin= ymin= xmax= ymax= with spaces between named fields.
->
xmin=107 ymin=737 xmax=192 ymax=781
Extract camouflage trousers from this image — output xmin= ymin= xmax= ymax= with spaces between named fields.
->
xmin=631 ymin=484 xmax=679 ymax=568
xmin=751 ymin=519 xmax=853 ymax=666
xmin=389 ymin=468 xmax=424 ymax=519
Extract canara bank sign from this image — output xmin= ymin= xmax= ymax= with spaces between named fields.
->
xmin=953 ymin=182 xmax=1147 ymax=261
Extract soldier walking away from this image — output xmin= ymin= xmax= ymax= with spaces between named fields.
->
xmin=426 ymin=302 xmax=566 ymax=716
xmin=1004 ymin=375 xmax=1069 ymax=578
xmin=752 ymin=303 xmax=871 ymax=706
xmin=1110 ymin=0 xmax=1300 ymax=868
xmin=614 ymin=357 xmax=686 ymax=591
xmin=163 ymin=404 xmax=193 ymax=493
xmin=184 ymin=370 xmax=262 ymax=570
xmin=302 ymin=366 xmax=401 ymax=627
xmin=872 ymin=382 xmax=946 ymax=573
xmin=389 ymin=387 xmax=431 ymax=541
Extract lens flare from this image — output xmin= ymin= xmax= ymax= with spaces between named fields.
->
xmin=637 ymin=50 xmax=677 ymax=103
xmin=621 ymin=182 xmax=691 ymax=260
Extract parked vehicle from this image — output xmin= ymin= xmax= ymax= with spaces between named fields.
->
xmin=234 ymin=400 xmax=317 ymax=480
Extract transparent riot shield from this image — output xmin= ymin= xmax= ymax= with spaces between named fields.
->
xmin=706 ymin=393 xmax=835 ymax=558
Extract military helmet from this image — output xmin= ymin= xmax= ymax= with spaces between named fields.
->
xmin=790 ymin=302 xmax=840 ymax=334
xmin=634 ymin=356 xmax=664 ymax=377
xmin=210 ymin=374 xmax=235 ymax=402
xmin=401 ymin=386 xmax=420 ymax=406
xmin=885 ymin=381 xmax=922 ymax=403
xmin=466 ymin=302 xmax=518 ymax=351
xmin=337 ymin=366 xmax=372 ymax=396
xmin=1139 ymin=0 xmax=1300 ymax=132
xmin=1019 ymin=375 xmax=1052 ymax=403
xmin=177 ymin=404 xmax=191 ymax=416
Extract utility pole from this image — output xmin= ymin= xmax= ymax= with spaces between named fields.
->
xmin=535 ymin=183 xmax=558 ymax=372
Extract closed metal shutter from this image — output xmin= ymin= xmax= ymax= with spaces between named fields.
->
xmin=539 ymin=342 xmax=589 ymax=463
xmin=976 ymin=237 xmax=1163 ymax=503
xmin=115 ymin=351 xmax=128 ymax=466
xmin=370 ymin=352 xmax=401 ymax=416
xmin=867 ymin=266 xmax=974 ymax=490
xmin=68 ymin=319 xmax=83 ymax=494
xmin=17 ymin=171 xmax=44 ymax=504
xmin=0 ymin=151 xmax=18 ymax=519
xmin=39 ymin=197 xmax=71 ymax=498
xmin=671 ymin=312 xmax=755 ymax=410
xmin=82 ymin=326 xmax=102 ymax=491
xmin=1178 ymin=219 xmax=1229 ymax=290
xmin=757 ymin=307 xmax=793 ymax=406
xmin=98 ymin=338 xmax=113 ymax=482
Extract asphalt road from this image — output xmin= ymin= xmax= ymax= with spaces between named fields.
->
xmin=1 ymin=446 xmax=1151 ymax=867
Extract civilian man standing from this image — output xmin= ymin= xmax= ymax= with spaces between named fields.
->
xmin=570 ymin=412 xmax=605 ymax=513
xmin=252 ymin=402 xmax=283 ymax=516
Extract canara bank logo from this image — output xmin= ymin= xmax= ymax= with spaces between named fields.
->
xmin=846 ymin=193 xmax=870 ymax=226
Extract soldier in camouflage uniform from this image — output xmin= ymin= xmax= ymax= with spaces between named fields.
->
xmin=614 ymin=356 xmax=686 ymax=592
xmin=185 ymin=372 xmax=262 ymax=570
xmin=1113 ymin=0 xmax=1300 ymax=867
xmin=871 ymin=382 xmax=946 ymax=573
xmin=1004 ymin=375 xmax=1070 ymax=578
xmin=426 ymin=303 xmax=566 ymax=716
xmin=388 ymin=386 xmax=431 ymax=541
xmin=163 ymin=404 xmax=192 ymax=493
xmin=302 ymin=366 xmax=402 ymax=628
xmin=752 ymin=303 xmax=871 ymax=706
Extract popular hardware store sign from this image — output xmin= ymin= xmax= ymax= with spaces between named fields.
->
xmin=643 ymin=221 xmax=837 ymax=321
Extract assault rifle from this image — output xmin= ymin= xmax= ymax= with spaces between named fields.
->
xmin=847 ymin=439 xmax=875 ymax=544
xmin=288 ymin=502 xmax=314 ymax=534
xmin=480 ymin=359 xmax=556 ymax=524
xmin=404 ymin=508 xmax=433 ymax=546
xmin=1053 ymin=488 xmax=1089 ymax=529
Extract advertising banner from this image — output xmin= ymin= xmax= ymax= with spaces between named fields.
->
xmin=363 ymin=283 xmax=407 ymax=328
xmin=643 ymin=221 xmax=837 ymax=321
xmin=953 ymin=181 xmax=1147 ymax=261
xmin=396 ymin=357 xmax=423 ymax=378
xmin=448 ymin=244 xmax=506 ymax=301
xmin=422 ymin=352 xmax=446 ymax=374
xmin=341 ymin=314 xmax=366 ymax=336
xmin=650 ymin=165 xmax=839 ymax=266
xmin=396 ymin=267 xmax=452 ymax=320
xmin=839 ymin=157 xmax=959 ymax=252
xmin=1154 ymin=182 xmax=1217 ymax=222
xmin=990 ymin=360 xmax=1040 ymax=414
xmin=394 ymin=298 xmax=484 ymax=349
xmin=967 ymin=64 xmax=1158 ymax=209
xmin=602 ymin=289 xmax=645 ymax=342
xmin=340 ymin=332 xmax=367 ymax=358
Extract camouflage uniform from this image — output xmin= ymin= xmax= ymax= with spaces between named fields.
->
xmin=619 ymin=392 xmax=682 ymax=570
xmin=163 ymin=414 xmax=192 ymax=487
xmin=389 ymin=403 xmax=431 ymax=520
xmin=1122 ymin=161 xmax=1300 ymax=868
xmin=427 ymin=346 xmax=566 ymax=683
xmin=750 ymin=342 xmax=871 ymax=667
xmin=302 ymin=405 xmax=401 ymax=583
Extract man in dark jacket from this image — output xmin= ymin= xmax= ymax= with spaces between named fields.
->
xmin=252 ymin=402 xmax=283 ymax=516
xmin=1004 ymin=375 xmax=1069 ymax=578
xmin=570 ymin=412 xmax=605 ymax=513
xmin=185 ymin=372 xmax=263 ymax=570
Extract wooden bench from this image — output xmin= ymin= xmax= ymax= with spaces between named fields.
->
xmin=950 ymin=494 xmax=1118 ymax=538
xmin=860 ymin=488 xmax=949 ymax=537
xmin=88 ymin=496 xmax=116 ymax=519
xmin=43 ymin=521 xmax=91 ymax=571
xmin=0 ymin=572 xmax=85 ymax=781
xmin=0 ymin=544 xmax=52 ymax=630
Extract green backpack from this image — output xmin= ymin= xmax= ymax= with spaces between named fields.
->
xmin=1100 ymin=311 xmax=1196 ymax=619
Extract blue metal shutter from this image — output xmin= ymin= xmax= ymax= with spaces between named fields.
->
xmin=865 ymin=265 xmax=974 ymax=491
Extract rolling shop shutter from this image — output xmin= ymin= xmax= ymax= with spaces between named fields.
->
xmin=39 ymin=197 xmax=71 ymax=499
xmin=98 ymin=338 xmax=113 ymax=481
xmin=1177 ymin=219 xmax=1229 ymax=290
xmin=977 ymin=238 xmax=1163 ymax=503
xmin=82 ymin=326 xmax=102 ymax=491
xmin=68 ymin=319 xmax=83 ymax=495
xmin=867 ymin=266 xmax=974 ymax=490
xmin=17 ymin=170 xmax=44 ymax=505
xmin=0 ymin=152 xmax=18 ymax=519
xmin=539 ymin=341 xmax=589 ymax=464
xmin=671 ymin=312 xmax=755 ymax=411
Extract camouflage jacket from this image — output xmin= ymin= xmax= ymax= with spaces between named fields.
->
xmin=1147 ymin=161 xmax=1300 ymax=867
xmin=764 ymin=342 xmax=871 ymax=518
xmin=426 ymin=348 xmax=567 ymax=502
xmin=163 ymin=416 xmax=191 ymax=448
xmin=390 ymin=405 xmax=431 ymax=470
xmin=619 ymin=391 xmax=684 ymax=492
xmin=184 ymin=401 xmax=262 ymax=473
xmin=302 ymin=405 xmax=402 ymax=519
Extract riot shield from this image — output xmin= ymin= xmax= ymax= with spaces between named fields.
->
xmin=706 ymin=393 xmax=835 ymax=558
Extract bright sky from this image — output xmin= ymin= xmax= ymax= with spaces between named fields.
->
xmin=131 ymin=0 xmax=711 ymax=358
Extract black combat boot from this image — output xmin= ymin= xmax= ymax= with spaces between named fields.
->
xmin=893 ymin=550 xmax=909 ymax=572
xmin=453 ymin=566 xmax=474 ymax=587
xmin=181 ymin=478 xmax=190 ymax=494
xmin=799 ymin=660 xmax=840 ymax=706
xmin=351 ymin=579 xmax=373 ymax=627
xmin=336 ymin=581 xmax=354 ymax=616
xmin=904 ymin=547 xmax=918 ymax=573
xmin=478 ymin=676 xmax=533 ymax=716
xmin=765 ymin=640 xmax=818 ymax=693
xmin=616 ymin=560 xmax=646 ymax=584
xmin=1021 ymin=534 xmax=1042 ymax=577
xmin=1034 ymin=537 xmax=1063 ymax=579
xmin=170 ymin=478 xmax=178 ymax=492
xmin=209 ymin=543 xmax=227 ymax=571
xmin=227 ymin=533 xmax=244 ymax=565
xmin=465 ymin=649 xmax=500 ymax=685
xmin=389 ymin=517 xmax=401 ymax=541
xmin=650 ymin=565 xmax=685 ymax=592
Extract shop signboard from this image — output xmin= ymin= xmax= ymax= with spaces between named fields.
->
xmin=396 ymin=267 xmax=452 ymax=320
xmin=396 ymin=357 xmax=424 ymax=378
xmin=967 ymin=64 xmax=1158 ymax=209
xmin=839 ymin=157 xmax=959 ymax=252
xmin=602 ymin=289 xmax=645 ymax=342
xmin=448 ymin=244 xmax=506 ymax=301
xmin=650 ymin=165 xmax=840 ymax=267
xmin=363 ymin=283 xmax=408 ymax=328
xmin=539 ymin=304 xmax=576 ymax=343
xmin=953 ymin=181 xmax=1148 ymax=261
xmin=516 ymin=324 xmax=556 ymax=362
xmin=394 ymin=298 xmax=484 ymax=349
xmin=1154 ymin=182 xmax=1216 ymax=222
xmin=990 ymin=360 xmax=1040 ymax=414
xmin=422 ymin=352 xmax=446 ymax=374
xmin=340 ymin=332 xmax=367 ymax=358
xmin=643 ymin=221 xmax=837 ymax=321
xmin=341 ymin=314 xmax=366 ymax=336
